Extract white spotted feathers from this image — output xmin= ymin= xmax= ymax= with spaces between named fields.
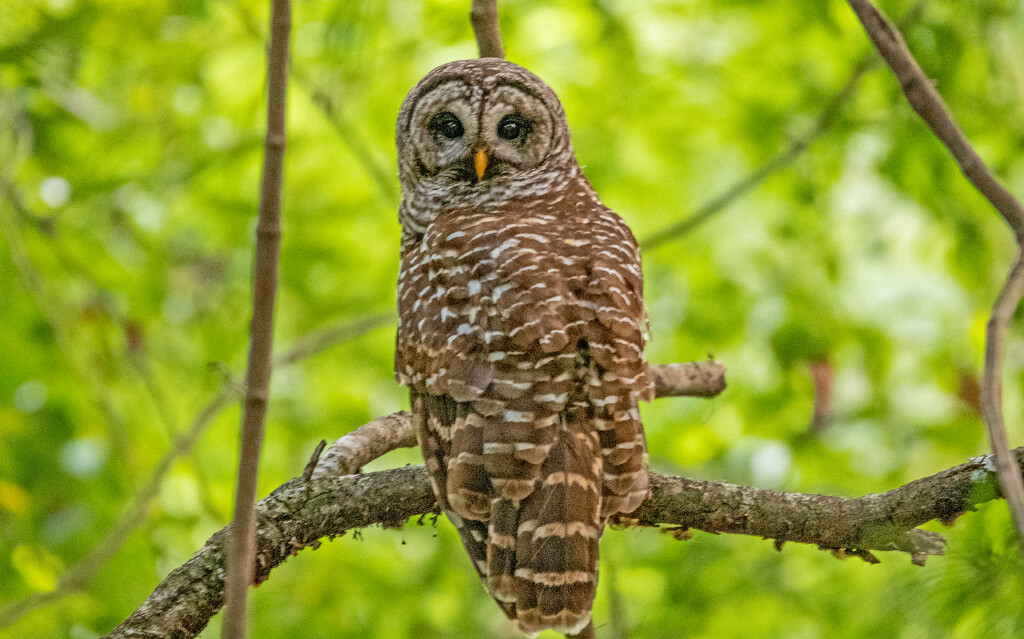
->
xmin=395 ymin=58 xmax=653 ymax=638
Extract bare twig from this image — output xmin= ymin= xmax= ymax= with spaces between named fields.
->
xmin=2 ymin=138 xmax=388 ymax=629
xmin=846 ymin=0 xmax=1024 ymax=541
xmin=0 ymin=390 xmax=235 ymax=629
xmin=983 ymin=254 xmax=1024 ymax=535
xmin=104 ymin=442 xmax=1021 ymax=638
xmin=302 ymin=440 xmax=328 ymax=481
xmin=222 ymin=1 xmax=291 ymax=637
xmin=312 ymin=412 xmax=416 ymax=477
xmin=810 ymin=358 xmax=834 ymax=432
xmin=471 ymin=0 xmax=504 ymax=58
xmin=91 ymin=358 xmax=721 ymax=637
xmin=274 ymin=312 xmax=392 ymax=366
xmin=640 ymin=56 xmax=874 ymax=250
xmin=0 ymin=314 xmax=389 ymax=630
xmin=846 ymin=1 xmax=1024 ymax=235
xmin=229 ymin=1 xmax=400 ymax=206
xmin=651 ymin=360 xmax=727 ymax=398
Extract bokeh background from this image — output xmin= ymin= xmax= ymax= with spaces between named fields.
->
xmin=2 ymin=0 xmax=1024 ymax=637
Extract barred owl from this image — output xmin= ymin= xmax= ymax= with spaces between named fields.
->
xmin=395 ymin=59 xmax=653 ymax=638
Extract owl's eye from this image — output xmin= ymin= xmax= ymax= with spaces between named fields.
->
xmin=431 ymin=112 xmax=464 ymax=139
xmin=497 ymin=114 xmax=530 ymax=141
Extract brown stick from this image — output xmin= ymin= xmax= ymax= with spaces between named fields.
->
xmin=651 ymin=361 xmax=727 ymax=398
xmin=470 ymin=0 xmax=503 ymax=58
xmin=846 ymin=0 xmax=1024 ymax=542
xmin=312 ymin=411 xmax=416 ymax=477
xmin=103 ymin=442 xmax=1021 ymax=639
xmin=0 ymin=314 xmax=390 ymax=630
xmin=641 ymin=56 xmax=874 ymax=250
xmin=0 ymin=391 xmax=234 ymax=630
xmin=221 ymin=1 xmax=291 ymax=637
xmin=983 ymin=254 xmax=1024 ymax=536
xmin=846 ymin=1 xmax=1024 ymax=235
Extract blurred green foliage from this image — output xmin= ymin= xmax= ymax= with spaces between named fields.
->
xmin=2 ymin=0 xmax=1024 ymax=637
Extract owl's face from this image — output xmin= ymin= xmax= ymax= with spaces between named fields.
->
xmin=396 ymin=59 xmax=579 ymax=231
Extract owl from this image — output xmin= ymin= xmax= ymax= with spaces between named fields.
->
xmin=394 ymin=59 xmax=654 ymax=638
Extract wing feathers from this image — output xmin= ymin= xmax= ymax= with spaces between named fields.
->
xmin=398 ymin=194 xmax=653 ymax=635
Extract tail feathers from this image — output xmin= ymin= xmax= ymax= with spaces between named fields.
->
xmin=487 ymin=498 xmax=519 ymax=602
xmin=509 ymin=417 xmax=602 ymax=636
xmin=416 ymin=390 xmax=632 ymax=636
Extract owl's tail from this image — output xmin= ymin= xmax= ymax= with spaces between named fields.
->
xmin=486 ymin=406 xmax=603 ymax=637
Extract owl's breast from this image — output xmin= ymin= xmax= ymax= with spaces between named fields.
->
xmin=397 ymin=210 xmax=582 ymax=391
xmin=396 ymin=204 xmax=650 ymax=405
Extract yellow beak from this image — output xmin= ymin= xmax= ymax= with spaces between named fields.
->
xmin=474 ymin=148 xmax=489 ymax=180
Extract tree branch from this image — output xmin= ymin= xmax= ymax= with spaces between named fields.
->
xmin=0 ymin=102 xmax=387 ymax=623
xmin=640 ymin=56 xmax=875 ymax=250
xmin=846 ymin=0 xmax=1024 ymax=542
xmin=104 ymin=414 xmax=1022 ymax=639
xmin=105 ymin=362 xmax=720 ymax=634
xmin=0 ymin=314 xmax=388 ymax=630
xmin=471 ymin=0 xmax=504 ymax=58
xmin=639 ymin=2 xmax=928 ymax=251
xmin=228 ymin=2 xmax=401 ymax=206
xmin=983 ymin=253 xmax=1024 ymax=535
xmin=845 ymin=0 xmax=1024 ymax=235
xmin=222 ymin=1 xmax=291 ymax=637
xmin=651 ymin=360 xmax=727 ymax=398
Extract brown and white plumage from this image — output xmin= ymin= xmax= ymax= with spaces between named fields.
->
xmin=395 ymin=59 xmax=653 ymax=637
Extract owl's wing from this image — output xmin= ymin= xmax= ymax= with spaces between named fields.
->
xmin=397 ymin=203 xmax=652 ymax=637
xmin=583 ymin=210 xmax=654 ymax=517
xmin=411 ymin=392 xmax=516 ymax=619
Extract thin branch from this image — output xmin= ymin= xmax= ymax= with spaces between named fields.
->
xmin=222 ymin=1 xmax=291 ymax=636
xmin=104 ymin=436 xmax=1022 ymax=638
xmin=274 ymin=312 xmax=392 ymax=366
xmin=846 ymin=0 xmax=1024 ymax=541
xmin=470 ymin=0 xmax=504 ymax=58
xmin=846 ymin=0 xmax=1024 ymax=235
xmin=103 ymin=359 xmax=720 ymax=636
xmin=229 ymin=0 xmax=400 ymax=206
xmin=0 ymin=314 xmax=390 ymax=630
xmin=983 ymin=254 xmax=1024 ymax=536
xmin=1 ymin=134 xmax=388 ymax=628
xmin=640 ymin=56 xmax=874 ymax=250
xmin=0 ymin=392 xmax=233 ymax=630
xmin=651 ymin=360 xmax=727 ymax=398
xmin=312 ymin=411 xmax=415 ymax=477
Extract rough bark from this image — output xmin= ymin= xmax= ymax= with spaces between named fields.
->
xmin=104 ymin=443 xmax=1019 ymax=638
xmin=222 ymin=0 xmax=292 ymax=636
xmin=847 ymin=0 xmax=1024 ymax=542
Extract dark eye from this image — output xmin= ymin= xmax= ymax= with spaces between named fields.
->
xmin=430 ymin=111 xmax=464 ymax=139
xmin=497 ymin=114 xmax=530 ymax=141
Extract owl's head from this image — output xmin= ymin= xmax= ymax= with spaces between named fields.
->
xmin=396 ymin=59 xmax=579 ymax=229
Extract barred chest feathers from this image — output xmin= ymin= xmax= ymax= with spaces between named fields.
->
xmin=394 ymin=58 xmax=653 ymax=638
